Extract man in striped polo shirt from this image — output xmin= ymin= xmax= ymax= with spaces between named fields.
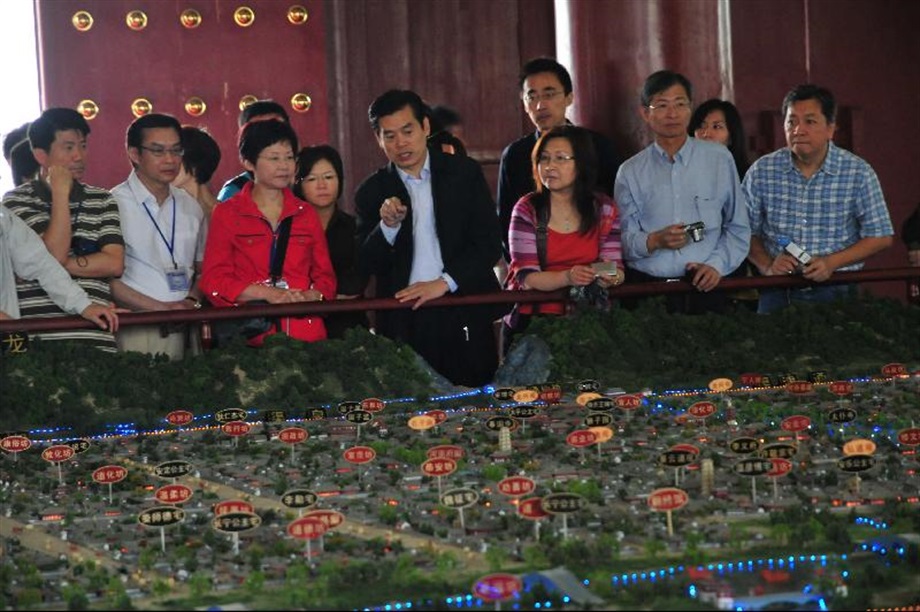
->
xmin=2 ymin=108 xmax=124 ymax=351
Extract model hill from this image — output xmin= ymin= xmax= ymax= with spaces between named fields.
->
xmin=2 ymin=295 xmax=918 ymax=434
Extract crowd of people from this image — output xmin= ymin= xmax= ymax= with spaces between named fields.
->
xmin=1 ymin=56 xmax=912 ymax=388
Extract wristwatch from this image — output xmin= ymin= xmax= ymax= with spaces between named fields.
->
xmin=184 ymin=296 xmax=203 ymax=309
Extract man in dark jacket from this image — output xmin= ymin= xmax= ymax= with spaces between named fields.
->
xmin=355 ymin=89 xmax=505 ymax=387
xmin=497 ymin=57 xmax=622 ymax=260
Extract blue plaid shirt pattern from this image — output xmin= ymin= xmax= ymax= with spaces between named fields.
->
xmin=742 ymin=142 xmax=892 ymax=271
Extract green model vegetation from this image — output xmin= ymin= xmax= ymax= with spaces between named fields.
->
xmin=2 ymin=296 xmax=918 ymax=433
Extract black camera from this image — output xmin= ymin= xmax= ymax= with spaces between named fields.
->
xmin=683 ymin=221 xmax=705 ymax=243
xmin=71 ymin=236 xmax=101 ymax=256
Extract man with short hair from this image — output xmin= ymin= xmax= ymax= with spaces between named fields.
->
xmin=614 ymin=70 xmax=750 ymax=314
xmin=216 ymin=100 xmax=290 ymax=202
xmin=497 ymin=57 xmax=621 ymax=258
xmin=111 ymin=113 xmax=207 ymax=359
xmin=743 ymin=84 xmax=893 ymax=313
xmin=0 ymin=203 xmax=118 ymax=331
xmin=355 ymin=89 xmax=505 ymax=387
xmin=2 ymin=107 xmax=124 ymax=350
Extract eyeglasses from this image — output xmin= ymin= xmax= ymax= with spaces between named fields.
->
xmin=259 ymin=154 xmax=296 ymax=164
xmin=647 ymin=99 xmax=692 ymax=113
xmin=140 ymin=145 xmax=184 ymax=158
xmin=537 ymin=153 xmax=575 ymax=165
xmin=524 ymin=90 xmax=564 ymax=105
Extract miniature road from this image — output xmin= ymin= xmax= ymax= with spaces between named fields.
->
xmin=0 ymin=515 xmax=122 ymax=573
xmin=122 ymin=458 xmax=495 ymax=573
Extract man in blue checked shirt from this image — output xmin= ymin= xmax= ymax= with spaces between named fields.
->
xmin=743 ymin=84 xmax=893 ymax=313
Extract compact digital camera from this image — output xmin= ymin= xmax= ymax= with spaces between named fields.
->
xmin=683 ymin=221 xmax=705 ymax=243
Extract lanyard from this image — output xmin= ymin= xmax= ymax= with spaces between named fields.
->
xmin=141 ymin=196 xmax=178 ymax=269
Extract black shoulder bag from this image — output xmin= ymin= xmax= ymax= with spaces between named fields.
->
xmin=214 ymin=217 xmax=294 ymax=346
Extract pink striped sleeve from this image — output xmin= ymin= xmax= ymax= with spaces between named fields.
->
xmin=597 ymin=193 xmax=623 ymax=266
xmin=508 ymin=194 xmax=541 ymax=288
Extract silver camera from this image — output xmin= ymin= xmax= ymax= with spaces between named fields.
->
xmin=683 ymin=221 xmax=705 ymax=243
xmin=783 ymin=240 xmax=812 ymax=266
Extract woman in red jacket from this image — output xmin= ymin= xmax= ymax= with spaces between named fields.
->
xmin=200 ymin=119 xmax=336 ymax=344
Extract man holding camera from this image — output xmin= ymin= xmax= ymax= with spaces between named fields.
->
xmin=2 ymin=107 xmax=124 ymax=350
xmin=743 ymin=84 xmax=893 ymax=313
xmin=614 ymin=70 xmax=750 ymax=314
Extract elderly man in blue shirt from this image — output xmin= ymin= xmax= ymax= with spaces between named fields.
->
xmin=615 ymin=70 xmax=750 ymax=314
xmin=743 ymin=84 xmax=893 ymax=313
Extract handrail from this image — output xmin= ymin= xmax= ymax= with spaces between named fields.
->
xmin=1 ymin=266 xmax=917 ymax=333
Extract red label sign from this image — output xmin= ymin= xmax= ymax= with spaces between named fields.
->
xmin=41 ymin=445 xmax=75 ymax=463
xmin=881 ymin=362 xmax=907 ymax=377
xmin=473 ymin=573 xmax=522 ymax=603
xmin=361 ymin=397 xmax=385 ymax=412
xmin=538 ymin=386 xmax=562 ymax=404
xmin=566 ymin=429 xmax=597 ymax=448
xmin=669 ymin=443 xmax=700 ymax=455
xmin=92 ymin=465 xmax=127 ymax=484
xmin=767 ymin=458 xmax=793 ymax=478
xmin=0 ymin=435 xmax=31 ymax=453
xmin=421 ymin=458 xmax=457 ymax=477
xmin=740 ymin=372 xmax=765 ymax=386
xmin=214 ymin=499 xmax=254 ymax=516
xmin=221 ymin=420 xmax=251 ymax=437
xmin=166 ymin=410 xmax=194 ymax=426
xmin=304 ymin=509 xmax=345 ymax=530
xmin=688 ymin=401 xmax=717 ymax=419
xmin=517 ymin=497 xmax=550 ymax=520
xmin=155 ymin=484 xmax=193 ymax=505
xmin=287 ymin=516 xmax=327 ymax=540
xmin=426 ymin=409 xmax=448 ymax=424
xmin=785 ymin=381 xmax=813 ymax=394
xmin=614 ymin=394 xmax=642 ymax=411
xmin=781 ymin=415 xmax=811 ymax=432
xmin=497 ymin=476 xmax=535 ymax=497
xmin=427 ymin=444 xmax=464 ymax=461
xmin=828 ymin=381 xmax=854 ymax=396
xmin=343 ymin=445 xmax=376 ymax=464
xmin=897 ymin=427 xmax=920 ymax=446
xmin=278 ymin=427 xmax=308 ymax=444
xmin=647 ymin=488 xmax=689 ymax=512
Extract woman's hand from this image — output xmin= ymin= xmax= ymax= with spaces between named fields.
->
xmin=564 ymin=265 xmax=597 ymax=287
xmin=596 ymin=267 xmax=625 ymax=289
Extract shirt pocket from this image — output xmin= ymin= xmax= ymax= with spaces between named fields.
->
xmin=691 ymin=195 xmax=722 ymax=239
xmin=286 ymin=231 xmax=317 ymax=271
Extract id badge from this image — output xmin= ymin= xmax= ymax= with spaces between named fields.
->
xmin=166 ymin=268 xmax=191 ymax=292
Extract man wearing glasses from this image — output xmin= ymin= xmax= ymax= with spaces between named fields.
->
xmin=497 ymin=57 xmax=621 ymax=260
xmin=111 ymin=113 xmax=207 ymax=359
xmin=2 ymin=107 xmax=125 ymax=351
xmin=614 ymin=70 xmax=750 ymax=314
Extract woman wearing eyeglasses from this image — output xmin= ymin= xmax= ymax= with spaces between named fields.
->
xmin=502 ymin=125 xmax=624 ymax=354
xmin=292 ymin=145 xmax=368 ymax=338
xmin=199 ymin=120 xmax=336 ymax=345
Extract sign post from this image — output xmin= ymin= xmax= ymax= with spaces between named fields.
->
xmin=647 ymin=487 xmax=689 ymax=537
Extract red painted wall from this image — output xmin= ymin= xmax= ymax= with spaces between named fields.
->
xmin=33 ymin=0 xmax=918 ymax=300
xmin=35 ymin=0 xmax=329 ymax=193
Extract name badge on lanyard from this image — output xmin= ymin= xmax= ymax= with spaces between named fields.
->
xmin=166 ymin=267 xmax=190 ymax=291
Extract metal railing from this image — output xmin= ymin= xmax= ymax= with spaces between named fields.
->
xmin=1 ymin=267 xmax=917 ymax=334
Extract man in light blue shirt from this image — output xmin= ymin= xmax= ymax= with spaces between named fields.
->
xmin=743 ymin=84 xmax=893 ymax=313
xmin=614 ymin=70 xmax=750 ymax=314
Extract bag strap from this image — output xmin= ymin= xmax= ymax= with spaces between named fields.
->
xmin=269 ymin=216 xmax=294 ymax=284
xmin=535 ymin=201 xmax=549 ymax=270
